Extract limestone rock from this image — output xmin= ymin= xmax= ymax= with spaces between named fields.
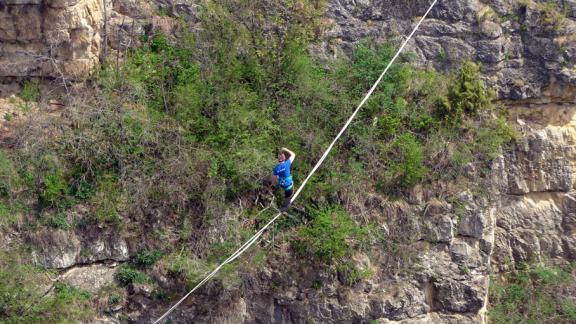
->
xmin=431 ymin=279 xmax=485 ymax=313
xmin=321 ymin=0 xmax=576 ymax=101
xmin=504 ymin=128 xmax=573 ymax=195
xmin=0 ymin=0 xmax=104 ymax=80
xmin=28 ymin=228 xmax=129 ymax=269
xmin=62 ymin=263 xmax=117 ymax=293
xmin=421 ymin=214 xmax=454 ymax=243
xmin=492 ymin=106 xmax=576 ymax=270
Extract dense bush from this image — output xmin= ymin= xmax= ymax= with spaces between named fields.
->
xmin=0 ymin=151 xmax=15 ymax=197
xmin=291 ymin=208 xmax=371 ymax=264
xmin=0 ymin=1 xmax=516 ymax=308
xmin=436 ymin=61 xmax=492 ymax=123
xmin=116 ymin=265 xmax=148 ymax=285
xmin=134 ymin=249 xmax=163 ymax=268
xmin=3 ymin=0 xmax=512 ymax=234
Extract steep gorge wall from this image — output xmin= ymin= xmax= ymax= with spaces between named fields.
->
xmin=493 ymin=104 xmax=576 ymax=270
xmin=2 ymin=0 xmax=575 ymax=323
xmin=1 ymin=0 xmax=575 ymax=102
xmin=139 ymin=106 xmax=576 ymax=324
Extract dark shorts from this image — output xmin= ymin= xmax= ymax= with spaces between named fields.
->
xmin=284 ymin=187 xmax=293 ymax=199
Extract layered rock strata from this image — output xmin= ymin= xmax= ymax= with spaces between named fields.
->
xmin=0 ymin=0 xmax=104 ymax=79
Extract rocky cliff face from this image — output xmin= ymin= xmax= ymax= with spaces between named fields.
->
xmin=2 ymin=0 xmax=575 ymax=323
xmin=321 ymin=0 xmax=576 ymax=102
xmin=136 ymin=106 xmax=575 ymax=324
xmin=1 ymin=0 xmax=575 ymax=102
xmin=0 ymin=0 xmax=178 ymax=94
xmin=0 ymin=0 xmax=104 ymax=81
xmin=493 ymin=104 xmax=576 ymax=270
xmin=124 ymin=102 xmax=574 ymax=323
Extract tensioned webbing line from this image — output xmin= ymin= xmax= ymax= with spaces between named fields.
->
xmin=153 ymin=1 xmax=438 ymax=322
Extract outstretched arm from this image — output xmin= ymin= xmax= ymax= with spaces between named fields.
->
xmin=282 ymin=147 xmax=296 ymax=163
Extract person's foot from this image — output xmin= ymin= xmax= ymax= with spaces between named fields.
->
xmin=279 ymin=205 xmax=288 ymax=212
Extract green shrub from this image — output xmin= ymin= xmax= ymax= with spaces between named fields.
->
xmin=384 ymin=133 xmax=428 ymax=189
xmin=71 ymin=178 xmax=94 ymax=200
xmin=134 ymin=249 xmax=163 ymax=268
xmin=336 ymin=261 xmax=373 ymax=286
xmin=0 ymin=151 xmax=18 ymax=197
xmin=108 ymin=293 xmax=122 ymax=305
xmin=0 ymin=201 xmax=27 ymax=228
xmin=435 ymin=61 xmax=492 ymax=124
xmin=489 ymin=263 xmax=576 ymax=323
xmin=91 ymin=174 xmax=122 ymax=225
xmin=562 ymin=300 xmax=576 ymax=321
xmin=163 ymin=252 xmax=212 ymax=288
xmin=0 ymin=249 xmax=49 ymax=319
xmin=36 ymin=282 xmax=94 ymax=322
xmin=39 ymin=172 xmax=70 ymax=209
xmin=44 ymin=212 xmax=71 ymax=230
xmin=291 ymin=208 xmax=370 ymax=264
xmin=21 ymin=80 xmax=39 ymax=102
xmin=116 ymin=265 xmax=148 ymax=285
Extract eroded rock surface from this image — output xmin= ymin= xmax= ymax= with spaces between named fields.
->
xmin=1 ymin=0 xmax=575 ymax=102
xmin=320 ymin=0 xmax=576 ymax=101
xmin=62 ymin=263 xmax=117 ymax=293
xmin=28 ymin=227 xmax=129 ymax=268
xmin=0 ymin=0 xmax=104 ymax=79
xmin=492 ymin=104 xmax=576 ymax=271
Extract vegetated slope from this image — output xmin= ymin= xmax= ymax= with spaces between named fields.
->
xmin=489 ymin=262 xmax=576 ymax=323
xmin=0 ymin=0 xmax=573 ymax=323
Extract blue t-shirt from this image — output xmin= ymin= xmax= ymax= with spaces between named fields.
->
xmin=273 ymin=159 xmax=293 ymax=189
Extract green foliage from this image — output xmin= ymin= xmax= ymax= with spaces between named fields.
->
xmin=108 ymin=293 xmax=122 ymax=305
xmin=311 ymin=280 xmax=323 ymax=290
xmin=0 ymin=150 xmax=24 ymax=199
xmin=0 ymin=152 xmax=14 ymax=197
xmin=71 ymin=179 xmax=94 ymax=200
xmin=163 ymin=251 xmax=208 ymax=286
xmin=562 ymin=299 xmax=576 ymax=321
xmin=34 ymin=154 xmax=73 ymax=210
xmin=336 ymin=261 xmax=373 ymax=286
xmin=337 ymin=44 xmax=512 ymax=192
xmin=0 ymin=248 xmax=95 ymax=322
xmin=40 ymin=282 xmax=93 ymax=321
xmin=39 ymin=172 xmax=70 ymax=209
xmin=384 ymin=133 xmax=428 ymax=189
xmin=0 ymin=249 xmax=49 ymax=320
xmin=43 ymin=212 xmax=71 ymax=230
xmin=435 ymin=61 xmax=492 ymax=123
xmin=91 ymin=174 xmax=122 ymax=225
xmin=134 ymin=249 xmax=163 ymax=268
xmin=162 ymin=249 xmax=240 ymax=289
xmin=291 ymin=207 xmax=370 ymax=264
xmin=116 ymin=265 xmax=148 ymax=285
xmin=21 ymin=80 xmax=39 ymax=102
xmin=489 ymin=263 xmax=576 ymax=323
xmin=0 ymin=201 xmax=27 ymax=228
